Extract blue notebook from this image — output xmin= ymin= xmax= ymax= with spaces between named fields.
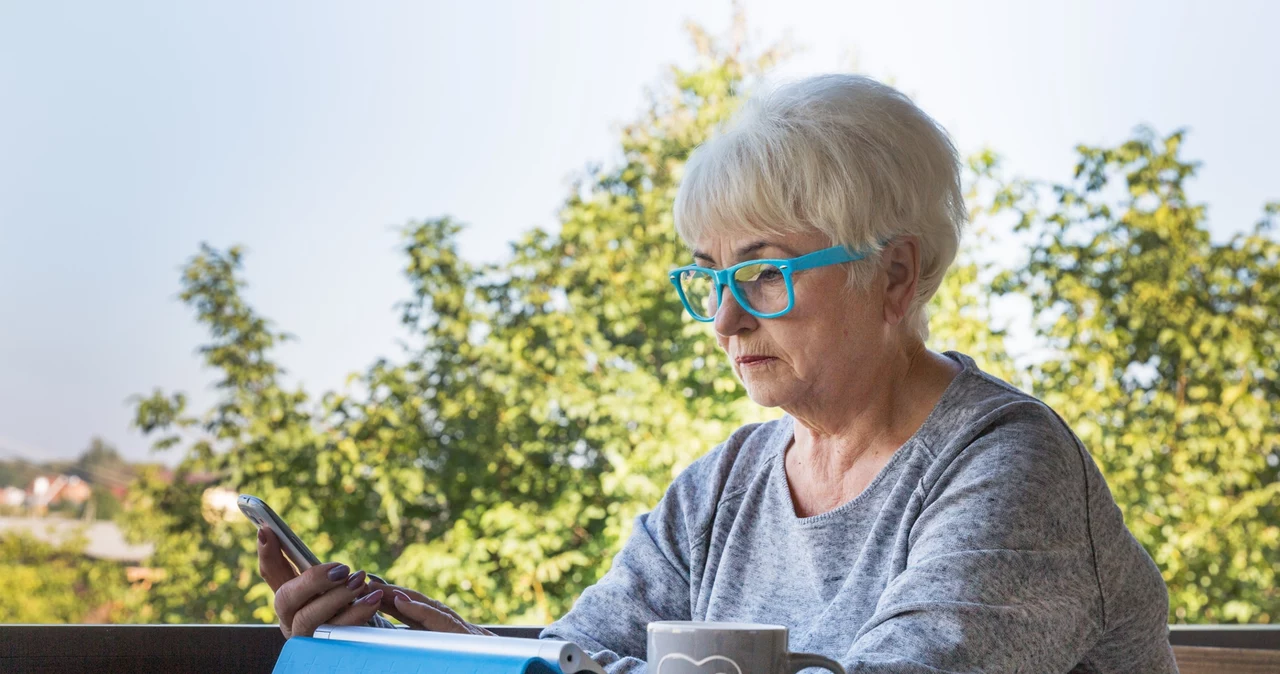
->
xmin=272 ymin=626 xmax=605 ymax=674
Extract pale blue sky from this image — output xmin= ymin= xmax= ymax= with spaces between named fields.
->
xmin=1 ymin=1 xmax=1277 ymax=463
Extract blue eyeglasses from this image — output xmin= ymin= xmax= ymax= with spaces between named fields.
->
xmin=668 ymin=243 xmax=876 ymax=321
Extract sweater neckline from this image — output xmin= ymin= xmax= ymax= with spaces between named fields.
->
xmin=773 ymin=350 xmax=976 ymax=526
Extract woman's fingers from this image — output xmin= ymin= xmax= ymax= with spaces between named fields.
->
xmin=391 ymin=590 xmax=492 ymax=635
xmin=367 ymin=581 xmax=463 ymax=623
xmin=368 ymin=580 xmax=428 ymax=604
xmin=362 ymin=580 xmax=493 ymax=636
xmin=391 ymin=591 xmax=464 ymax=632
xmin=327 ymin=587 xmax=384 ymax=627
xmin=290 ymin=583 xmax=380 ymax=639
xmin=293 ymin=586 xmax=383 ymax=634
xmin=254 ymin=529 xmax=387 ymax=638
xmin=273 ymin=562 xmax=353 ymax=638
xmin=257 ymin=528 xmax=297 ymax=592
xmin=366 ymin=581 xmax=430 ymax=626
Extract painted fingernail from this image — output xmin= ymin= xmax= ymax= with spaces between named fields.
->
xmin=327 ymin=564 xmax=350 ymax=581
xmin=360 ymin=589 xmax=383 ymax=605
xmin=346 ymin=570 xmax=367 ymax=590
xmin=257 ymin=528 xmax=266 ymax=544
xmin=393 ymin=590 xmax=411 ymax=603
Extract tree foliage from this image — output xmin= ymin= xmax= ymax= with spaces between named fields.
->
xmin=0 ymin=532 xmax=141 ymax=623
xmin=987 ymin=129 xmax=1280 ymax=622
xmin=71 ymin=438 xmax=133 ymax=486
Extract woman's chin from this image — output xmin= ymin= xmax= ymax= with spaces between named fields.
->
xmin=741 ymin=382 xmax=791 ymax=409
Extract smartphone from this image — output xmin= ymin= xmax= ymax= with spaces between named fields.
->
xmin=239 ymin=493 xmax=390 ymax=628
xmin=238 ymin=494 xmax=322 ymax=572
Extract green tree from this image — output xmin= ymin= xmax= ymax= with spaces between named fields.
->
xmin=125 ymin=244 xmax=340 ymax=624
xmin=72 ymin=437 xmax=133 ymax=487
xmin=68 ymin=437 xmax=134 ymax=521
xmin=0 ymin=459 xmax=42 ymax=490
xmin=0 ymin=532 xmax=140 ymax=623
xmin=988 ymin=128 xmax=1280 ymax=622
xmin=85 ymin=485 xmax=123 ymax=521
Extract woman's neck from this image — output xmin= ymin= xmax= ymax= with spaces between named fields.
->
xmin=783 ymin=346 xmax=961 ymax=513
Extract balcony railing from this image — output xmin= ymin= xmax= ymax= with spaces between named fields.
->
xmin=1 ymin=624 xmax=1277 ymax=674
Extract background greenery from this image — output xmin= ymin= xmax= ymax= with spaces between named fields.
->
xmin=3 ymin=18 xmax=1275 ymax=625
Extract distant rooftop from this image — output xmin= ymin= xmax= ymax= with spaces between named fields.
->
xmin=0 ymin=517 xmax=154 ymax=563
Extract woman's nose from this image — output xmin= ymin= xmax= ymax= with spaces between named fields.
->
xmin=714 ymin=287 xmax=757 ymax=337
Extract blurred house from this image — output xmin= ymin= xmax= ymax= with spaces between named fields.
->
xmin=27 ymin=474 xmax=92 ymax=510
xmin=2 ymin=486 xmax=25 ymax=507
xmin=0 ymin=517 xmax=154 ymax=563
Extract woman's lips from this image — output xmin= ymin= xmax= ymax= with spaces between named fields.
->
xmin=735 ymin=355 xmax=777 ymax=367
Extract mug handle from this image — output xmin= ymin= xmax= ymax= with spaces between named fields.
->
xmin=787 ymin=652 xmax=845 ymax=674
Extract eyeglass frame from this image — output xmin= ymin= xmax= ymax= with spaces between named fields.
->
xmin=668 ymin=241 xmax=883 ymax=322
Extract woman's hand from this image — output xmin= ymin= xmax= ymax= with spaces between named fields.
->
xmin=367 ymin=579 xmax=496 ymax=636
xmin=256 ymin=527 xmax=383 ymax=638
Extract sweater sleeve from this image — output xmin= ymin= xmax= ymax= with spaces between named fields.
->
xmin=839 ymin=403 xmax=1123 ymax=673
xmin=539 ymin=451 xmax=720 ymax=673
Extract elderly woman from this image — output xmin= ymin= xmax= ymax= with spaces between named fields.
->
xmin=257 ymin=74 xmax=1177 ymax=672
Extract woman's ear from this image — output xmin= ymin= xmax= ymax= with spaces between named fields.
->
xmin=881 ymin=236 xmax=920 ymax=326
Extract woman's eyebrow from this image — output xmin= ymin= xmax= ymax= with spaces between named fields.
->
xmin=738 ymin=241 xmax=801 ymax=257
xmin=692 ymin=241 xmax=798 ymax=264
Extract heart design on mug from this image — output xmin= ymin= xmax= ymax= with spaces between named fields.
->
xmin=656 ymin=653 xmax=745 ymax=674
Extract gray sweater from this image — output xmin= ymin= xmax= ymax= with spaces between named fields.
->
xmin=541 ymin=351 xmax=1178 ymax=673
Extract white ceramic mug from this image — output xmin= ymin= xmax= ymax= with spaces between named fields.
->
xmin=647 ymin=622 xmax=845 ymax=674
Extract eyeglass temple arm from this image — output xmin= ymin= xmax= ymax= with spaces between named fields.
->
xmin=786 ymin=245 xmax=864 ymax=271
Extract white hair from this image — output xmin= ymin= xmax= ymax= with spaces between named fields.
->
xmin=673 ymin=74 xmax=967 ymax=342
